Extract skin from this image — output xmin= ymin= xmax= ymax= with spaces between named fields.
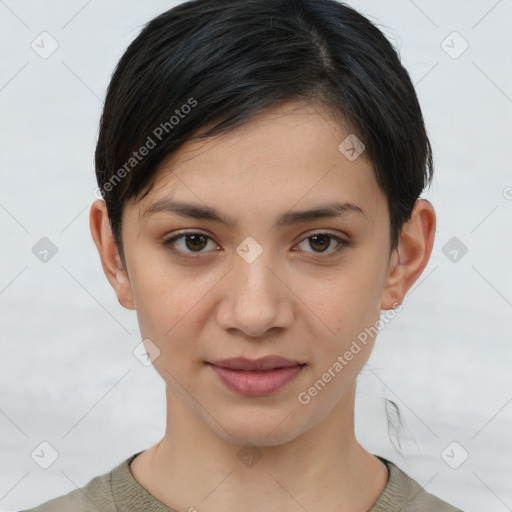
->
xmin=90 ymin=101 xmax=435 ymax=512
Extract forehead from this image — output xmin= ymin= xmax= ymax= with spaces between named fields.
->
xmin=131 ymin=101 xmax=385 ymax=226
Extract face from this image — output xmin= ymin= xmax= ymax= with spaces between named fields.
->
xmin=118 ymin=101 xmax=399 ymax=446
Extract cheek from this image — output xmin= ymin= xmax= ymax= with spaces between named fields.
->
xmin=129 ymin=257 xmax=217 ymax=343
xmin=307 ymin=263 xmax=384 ymax=340
xmin=132 ymin=275 xmax=205 ymax=377
xmin=298 ymin=277 xmax=381 ymax=406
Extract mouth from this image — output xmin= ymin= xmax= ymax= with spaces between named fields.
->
xmin=208 ymin=356 xmax=305 ymax=371
xmin=206 ymin=356 xmax=306 ymax=396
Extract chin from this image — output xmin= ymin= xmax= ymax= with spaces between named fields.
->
xmin=210 ymin=413 xmax=303 ymax=448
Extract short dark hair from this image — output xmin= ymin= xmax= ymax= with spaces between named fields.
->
xmin=95 ymin=0 xmax=433 ymax=264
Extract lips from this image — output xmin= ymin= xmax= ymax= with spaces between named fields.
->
xmin=207 ymin=356 xmax=306 ymax=396
xmin=209 ymin=356 xmax=304 ymax=371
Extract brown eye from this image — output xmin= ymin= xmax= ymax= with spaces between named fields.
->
xmin=164 ymin=232 xmax=218 ymax=255
xmin=296 ymin=232 xmax=350 ymax=257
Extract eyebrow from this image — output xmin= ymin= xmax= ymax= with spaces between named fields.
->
xmin=142 ymin=198 xmax=365 ymax=229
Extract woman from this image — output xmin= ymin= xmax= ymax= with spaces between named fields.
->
xmin=23 ymin=0 xmax=463 ymax=510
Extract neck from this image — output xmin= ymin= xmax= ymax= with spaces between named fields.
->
xmin=130 ymin=383 xmax=388 ymax=512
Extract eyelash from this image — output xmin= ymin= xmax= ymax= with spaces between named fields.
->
xmin=162 ymin=231 xmax=351 ymax=259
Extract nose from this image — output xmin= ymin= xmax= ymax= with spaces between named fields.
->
xmin=216 ymin=253 xmax=294 ymax=339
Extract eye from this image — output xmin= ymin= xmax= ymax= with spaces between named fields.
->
xmin=294 ymin=232 xmax=350 ymax=257
xmin=163 ymin=232 xmax=219 ymax=255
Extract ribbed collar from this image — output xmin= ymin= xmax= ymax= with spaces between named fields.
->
xmin=110 ymin=452 xmax=419 ymax=511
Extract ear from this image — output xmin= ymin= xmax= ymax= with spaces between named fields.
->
xmin=380 ymin=199 xmax=436 ymax=310
xmin=89 ymin=199 xmax=135 ymax=310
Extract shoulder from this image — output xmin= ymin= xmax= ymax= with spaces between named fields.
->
xmin=371 ymin=458 xmax=464 ymax=512
xmin=18 ymin=456 xmax=130 ymax=512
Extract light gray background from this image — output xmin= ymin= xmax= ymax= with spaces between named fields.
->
xmin=1 ymin=1 xmax=511 ymax=511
